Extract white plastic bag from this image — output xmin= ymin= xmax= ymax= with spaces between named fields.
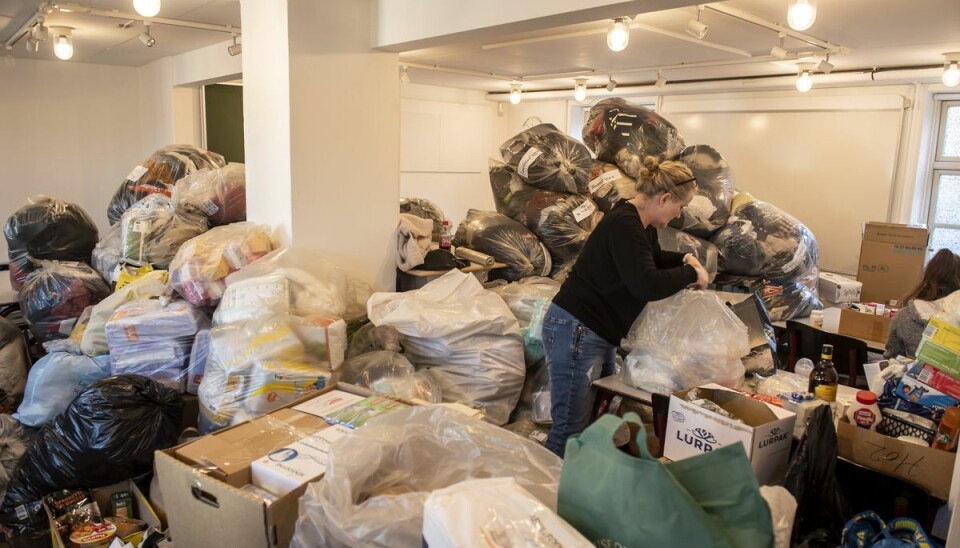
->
xmin=367 ymin=270 xmax=525 ymax=425
xmin=423 ymin=477 xmax=590 ymax=548
xmin=13 ymin=352 xmax=111 ymax=427
xmin=291 ymin=406 xmax=562 ymax=548
xmin=760 ymin=486 xmax=797 ymax=548
xmin=621 ymin=290 xmax=748 ymax=393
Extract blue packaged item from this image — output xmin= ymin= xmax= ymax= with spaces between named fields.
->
xmin=894 ymin=362 xmax=958 ymax=415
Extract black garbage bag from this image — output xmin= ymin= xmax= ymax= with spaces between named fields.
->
xmin=453 ymin=209 xmax=552 ymax=281
xmin=399 ymin=197 xmax=445 ymax=243
xmin=582 ymin=98 xmax=685 ymax=179
xmin=586 ymin=161 xmax=638 ymax=213
xmin=107 ymin=145 xmax=226 ymax=225
xmin=784 ymin=406 xmax=850 ymax=547
xmin=4 ymin=197 xmax=99 ymax=291
xmin=489 ymin=161 xmax=526 ymax=218
xmin=669 ymin=145 xmax=736 ymax=238
xmin=2 ymin=375 xmax=183 ymax=510
xmin=18 ymin=262 xmax=111 ymax=344
xmin=504 ymin=189 xmax=602 ymax=266
xmin=657 ymin=227 xmax=719 ymax=281
xmin=499 ymin=123 xmax=592 ymax=194
xmin=0 ymin=415 xmax=37 ymax=503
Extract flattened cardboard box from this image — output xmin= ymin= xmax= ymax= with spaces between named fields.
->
xmin=856 ymin=222 xmax=928 ymax=304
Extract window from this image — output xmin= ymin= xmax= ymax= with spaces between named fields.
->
xmin=927 ymin=100 xmax=960 ymax=255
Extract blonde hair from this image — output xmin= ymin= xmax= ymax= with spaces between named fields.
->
xmin=635 ymin=156 xmax=697 ymax=200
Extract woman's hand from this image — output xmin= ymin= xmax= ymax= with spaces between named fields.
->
xmin=692 ymin=263 xmax=710 ymax=290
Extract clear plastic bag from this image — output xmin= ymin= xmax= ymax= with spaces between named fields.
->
xmin=4 ymin=196 xmax=99 ymax=290
xmin=186 ymin=327 xmax=211 ymax=395
xmin=346 ymin=323 xmax=402 ymax=359
xmin=489 ymin=277 xmax=560 ymax=365
xmin=621 ymin=289 xmax=749 ymax=393
xmin=367 ymin=270 xmax=526 ymax=425
xmin=13 ymin=352 xmax=111 ymax=428
xmin=171 ymin=162 xmax=246 ymax=226
xmin=213 ymin=247 xmax=349 ymax=326
xmin=120 ymin=194 xmax=209 ymax=268
xmin=291 ymin=406 xmax=562 ymax=548
xmin=657 ymin=226 xmax=719 ymax=281
xmin=714 ymin=274 xmax=823 ymax=322
xmin=91 ymin=223 xmax=123 ymax=285
xmin=582 ymin=98 xmax=686 ymax=178
xmin=169 ymin=222 xmax=274 ymax=307
xmin=503 ymin=188 xmax=602 ymax=266
xmin=107 ymin=144 xmax=226 ymax=225
xmin=453 ymin=209 xmax=552 ymax=281
xmin=399 ymin=197 xmax=446 ymax=243
xmin=499 ymin=123 xmax=593 ymax=194
xmin=489 ymin=160 xmax=527 ymax=217
xmin=514 ymin=358 xmax=552 ymax=424
xmin=587 ymin=161 xmax=638 ymax=213
xmin=80 ymin=270 xmax=170 ymax=357
xmin=18 ymin=261 xmax=111 ymax=344
xmin=340 ymin=351 xmax=442 ymax=404
xmin=0 ymin=415 xmax=37 ymax=503
xmin=668 ymin=145 xmax=736 ymax=238
xmin=0 ymin=318 xmax=28 ymax=413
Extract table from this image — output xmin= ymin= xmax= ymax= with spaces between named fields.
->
xmin=395 ymin=262 xmax=508 ymax=291
xmin=592 ymin=375 xmax=655 ymax=418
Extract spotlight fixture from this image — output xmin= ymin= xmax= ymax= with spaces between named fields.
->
xmin=25 ymin=36 xmax=39 ymax=53
xmin=796 ymin=62 xmax=815 ymax=92
xmin=227 ymin=34 xmax=242 ymax=56
xmin=770 ymin=33 xmax=788 ymax=60
xmin=133 ymin=0 xmax=161 ymax=18
xmin=685 ymin=6 xmax=707 ymax=40
xmin=33 ymin=18 xmax=49 ymax=42
xmin=399 ymin=65 xmax=410 ymax=84
xmin=509 ymin=84 xmax=522 ymax=105
xmin=787 ymin=0 xmax=817 ymax=31
xmin=607 ymin=17 xmax=629 ymax=52
xmin=605 ymin=75 xmax=617 ymax=92
xmin=574 ymin=78 xmax=587 ymax=102
xmin=50 ymin=27 xmax=74 ymax=60
xmin=817 ymin=54 xmax=834 ymax=74
xmin=943 ymin=53 xmax=960 ymax=88
xmin=139 ymin=25 xmax=156 ymax=47
xmin=655 ymin=70 xmax=666 ymax=87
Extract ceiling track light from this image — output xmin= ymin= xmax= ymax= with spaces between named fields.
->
xmin=943 ymin=53 xmax=960 ymax=87
xmin=574 ymin=78 xmax=588 ymax=102
xmin=606 ymin=75 xmax=617 ymax=92
xmin=24 ymin=36 xmax=39 ymax=53
xmin=50 ymin=26 xmax=74 ymax=60
xmin=770 ymin=33 xmax=788 ymax=60
xmin=796 ymin=62 xmax=815 ymax=92
xmin=685 ymin=5 xmax=708 ymax=40
xmin=509 ymin=84 xmax=522 ymax=105
xmin=817 ymin=53 xmax=834 ymax=74
xmin=399 ymin=65 xmax=410 ymax=84
xmin=607 ymin=17 xmax=630 ymax=52
xmin=655 ymin=70 xmax=666 ymax=87
xmin=133 ymin=0 xmax=161 ymax=18
xmin=32 ymin=17 xmax=49 ymax=42
xmin=227 ymin=34 xmax=242 ymax=56
xmin=139 ymin=24 xmax=155 ymax=47
xmin=787 ymin=0 xmax=817 ymax=32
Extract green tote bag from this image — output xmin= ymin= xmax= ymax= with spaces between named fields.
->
xmin=558 ymin=412 xmax=774 ymax=548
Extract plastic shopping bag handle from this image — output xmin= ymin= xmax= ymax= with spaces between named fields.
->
xmin=574 ymin=412 xmax=652 ymax=460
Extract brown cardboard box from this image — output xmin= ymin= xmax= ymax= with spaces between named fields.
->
xmin=856 ymin=222 xmax=928 ymax=304
xmin=838 ymin=308 xmax=891 ymax=343
xmin=46 ymin=480 xmax=162 ymax=548
xmin=837 ymin=420 xmax=954 ymax=499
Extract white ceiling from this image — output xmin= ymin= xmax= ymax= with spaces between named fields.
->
xmin=1 ymin=0 xmax=958 ymax=93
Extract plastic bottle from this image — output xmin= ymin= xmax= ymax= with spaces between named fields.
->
xmin=845 ymin=390 xmax=881 ymax=431
xmin=438 ymin=220 xmax=452 ymax=250
xmin=808 ymin=344 xmax=838 ymax=403
xmin=794 ymin=358 xmax=815 ymax=380
xmin=933 ymin=407 xmax=960 ymax=452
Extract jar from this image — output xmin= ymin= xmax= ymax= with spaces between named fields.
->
xmin=846 ymin=390 xmax=881 ymax=431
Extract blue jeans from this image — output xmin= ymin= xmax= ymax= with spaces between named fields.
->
xmin=543 ymin=303 xmax=617 ymax=457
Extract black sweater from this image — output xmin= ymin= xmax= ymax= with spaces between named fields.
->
xmin=553 ymin=200 xmax=697 ymax=345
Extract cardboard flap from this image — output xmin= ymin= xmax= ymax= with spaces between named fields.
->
xmin=681 ymin=385 xmax=779 ymax=427
xmin=862 ymin=223 xmax=929 ymax=246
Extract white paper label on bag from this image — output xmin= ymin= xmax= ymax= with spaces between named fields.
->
xmin=202 ymin=199 xmax=220 ymax=215
xmin=517 ymin=148 xmax=544 ymax=178
xmin=126 ymin=165 xmax=148 ymax=183
xmin=131 ymin=220 xmax=151 ymax=233
xmin=572 ymin=200 xmax=597 ymax=223
xmin=781 ymin=241 xmax=808 ymax=274
xmin=588 ymin=169 xmax=622 ymax=194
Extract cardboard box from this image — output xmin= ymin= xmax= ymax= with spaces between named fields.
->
xmin=837 ymin=308 xmax=891 ymax=343
xmin=856 ymin=223 xmax=928 ymax=304
xmin=916 ymin=313 xmax=960 ymax=379
xmin=895 ymin=362 xmax=960 ymax=409
xmin=46 ymin=480 xmax=163 ymax=548
xmin=251 ymin=425 xmax=352 ymax=496
xmin=818 ymin=272 xmax=862 ymax=304
xmin=837 ymin=419 xmax=955 ymax=499
xmin=663 ymin=384 xmax=796 ymax=485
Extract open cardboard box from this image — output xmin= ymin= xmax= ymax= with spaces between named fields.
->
xmin=663 ymin=384 xmax=796 ymax=485
xmin=46 ymin=479 xmax=162 ymax=548
xmin=838 ymin=308 xmax=891 ymax=343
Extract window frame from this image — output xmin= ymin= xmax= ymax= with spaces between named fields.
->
xmin=926 ymin=99 xmax=960 ymax=255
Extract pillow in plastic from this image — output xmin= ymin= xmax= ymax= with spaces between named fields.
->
xmin=582 ymin=98 xmax=685 ymax=178
xmin=18 ymin=261 xmax=111 ymax=344
xmin=453 ymin=209 xmax=552 ymax=282
xmin=13 ymin=352 xmax=111 ymax=428
xmin=171 ymin=162 xmax=246 ymax=225
xmin=499 ymin=123 xmax=593 ymax=194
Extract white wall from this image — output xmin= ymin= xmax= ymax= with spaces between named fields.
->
xmin=0 ymin=57 xmax=144 ymax=256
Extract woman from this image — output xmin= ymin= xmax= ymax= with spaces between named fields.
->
xmin=544 ymin=156 xmax=710 ymax=457
xmin=884 ymin=248 xmax=960 ymax=359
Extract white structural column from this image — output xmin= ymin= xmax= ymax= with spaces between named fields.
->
xmin=241 ymin=0 xmax=399 ymax=291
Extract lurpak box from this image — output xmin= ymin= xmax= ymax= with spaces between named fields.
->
xmin=664 ymin=384 xmax=796 ymax=485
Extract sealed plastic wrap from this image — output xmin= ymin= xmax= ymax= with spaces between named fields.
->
xmin=213 ymin=247 xmax=349 ymax=326
xmin=120 ymin=194 xmax=209 ymax=268
xmin=760 ymin=486 xmax=798 ymax=548
xmin=399 ymin=197 xmax=445 ymax=242
xmin=368 ymin=270 xmax=526 ymax=425
xmin=13 ymin=353 xmax=111 ymax=428
xmin=498 ymin=123 xmax=592 ymax=194
xmin=107 ymin=144 xmax=226 ymax=225
xmin=621 ymin=290 xmax=749 ymax=393
xmin=505 ymin=189 xmax=602 ymax=266
xmin=171 ymin=162 xmax=246 ymax=225
xmin=0 ymin=318 xmax=27 ymax=413
xmin=3 ymin=375 xmax=183 ymax=511
xmin=714 ymin=274 xmax=823 ymax=322
xmin=187 ymin=328 xmax=211 ymax=395
xmin=169 ymin=223 xmax=274 ymax=307
xmin=340 ymin=351 xmax=442 ymax=404
xmin=453 ymin=209 xmax=552 ymax=281
xmin=0 ymin=415 xmax=37 ymax=503
xmin=586 ymin=161 xmax=638 ymax=213
xmin=658 ymin=227 xmax=719 ymax=281
xmin=80 ymin=270 xmax=170 ymax=357
xmin=582 ymin=98 xmax=686 ymax=178
xmin=668 ymin=145 xmax=736 ymax=238
xmin=18 ymin=261 xmax=111 ymax=344
xmin=4 ymin=196 xmax=99 ymax=290
xmin=489 ymin=277 xmax=560 ymax=365
xmin=91 ymin=223 xmax=123 ymax=285
xmin=291 ymin=406 xmax=562 ymax=548
xmin=346 ymin=323 xmax=402 ymax=359
xmin=423 ymin=478 xmax=590 ymax=547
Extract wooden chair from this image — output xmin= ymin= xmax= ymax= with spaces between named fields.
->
xmin=785 ymin=320 xmax=869 ymax=387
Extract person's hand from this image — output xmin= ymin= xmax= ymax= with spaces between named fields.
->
xmin=692 ymin=263 xmax=710 ymax=290
xmin=684 ymin=253 xmax=704 ymax=270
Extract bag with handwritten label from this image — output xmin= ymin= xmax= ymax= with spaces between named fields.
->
xmin=557 ymin=412 xmax=774 ymax=547
xmin=841 ymin=510 xmax=935 ymax=548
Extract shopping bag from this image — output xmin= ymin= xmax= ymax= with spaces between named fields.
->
xmin=558 ymin=412 xmax=774 ymax=547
